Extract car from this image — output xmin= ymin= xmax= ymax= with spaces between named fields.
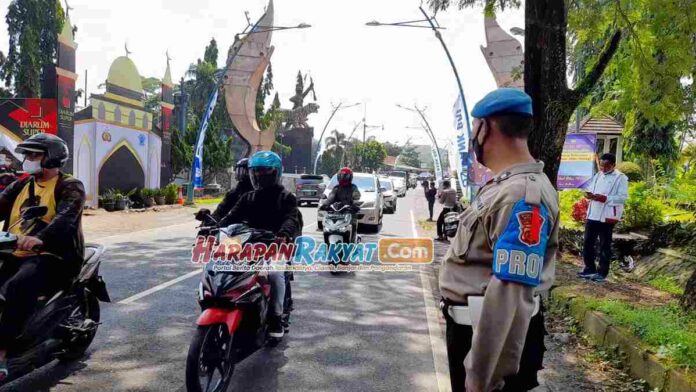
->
xmin=317 ymin=172 xmax=384 ymax=232
xmin=389 ymin=176 xmax=407 ymax=197
xmin=378 ymin=177 xmax=397 ymax=214
xmin=294 ymin=174 xmax=327 ymax=206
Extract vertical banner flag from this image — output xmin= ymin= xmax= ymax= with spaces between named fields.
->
xmin=452 ymin=94 xmax=469 ymax=187
xmin=431 ymin=144 xmax=443 ymax=184
xmin=558 ymin=134 xmax=597 ymax=189
xmin=191 ymin=88 xmax=219 ymax=189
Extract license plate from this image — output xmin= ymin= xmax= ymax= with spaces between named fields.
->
xmin=303 ymin=190 xmax=315 ymax=195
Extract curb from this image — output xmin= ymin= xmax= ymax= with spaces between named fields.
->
xmin=551 ymin=288 xmax=695 ymax=392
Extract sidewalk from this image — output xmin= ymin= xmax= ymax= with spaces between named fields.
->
xmin=411 ymin=195 xmax=645 ymax=392
xmin=83 ymin=204 xmax=199 ymax=241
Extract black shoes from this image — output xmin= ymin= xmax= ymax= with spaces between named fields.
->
xmin=268 ymin=315 xmax=284 ymax=339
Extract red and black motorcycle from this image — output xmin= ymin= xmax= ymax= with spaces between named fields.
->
xmin=185 ymin=220 xmax=278 ymax=392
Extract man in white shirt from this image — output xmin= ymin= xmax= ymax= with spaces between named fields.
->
xmin=578 ymin=153 xmax=629 ymax=282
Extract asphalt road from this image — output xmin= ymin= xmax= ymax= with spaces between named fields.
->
xmin=2 ymin=190 xmax=448 ymax=392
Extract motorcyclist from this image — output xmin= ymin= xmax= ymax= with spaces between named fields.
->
xmin=195 ymin=158 xmax=253 ymax=224
xmin=321 ymin=167 xmax=361 ymax=241
xmin=218 ymin=151 xmax=299 ymax=340
xmin=0 ymin=133 xmax=86 ymax=381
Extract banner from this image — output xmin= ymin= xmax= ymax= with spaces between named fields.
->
xmin=431 ymin=144 xmax=443 ymax=184
xmin=452 ymin=95 xmax=469 ymax=188
xmin=558 ymin=133 xmax=597 ymax=189
xmin=191 ymin=88 xmax=219 ymax=189
xmin=0 ymin=99 xmax=57 ymax=138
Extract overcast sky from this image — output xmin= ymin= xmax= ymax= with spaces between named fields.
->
xmin=0 ymin=0 xmax=524 ymax=148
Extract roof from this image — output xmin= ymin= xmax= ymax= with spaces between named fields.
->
xmin=107 ymin=56 xmax=143 ymax=95
xmin=570 ymin=115 xmax=624 ymax=135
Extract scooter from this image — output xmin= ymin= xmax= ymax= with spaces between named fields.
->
xmin=0 ymin=206 xmax=110 ymax=385
xmin=186 ymin=220 xmax=280 ymax=392
xmin=321 ymin=202 xmax=362 ymax=275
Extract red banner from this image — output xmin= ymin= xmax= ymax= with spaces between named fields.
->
xmin=0 ymin=98 xmax=58 ymax=138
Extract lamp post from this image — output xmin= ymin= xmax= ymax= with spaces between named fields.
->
xmin=340 ymin=120 xmax=364 ymax=167
xmin=313 ymin=102 xmax=361 ymax=174
xmin=185 ymin=19 xmax=311 ymax=204
xmin=367 ymin=7 xmax=473 ymax=185
xmin=393 ymin=137 xmax=414 ymax=168
xmin=397 ymin=104 xmax=444 ymax=178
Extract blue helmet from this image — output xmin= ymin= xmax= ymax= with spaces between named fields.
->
xmin=248 ymin=151 xmax=283 ymax=190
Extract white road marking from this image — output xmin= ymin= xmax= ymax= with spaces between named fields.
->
xmin=411 ymin=209 xmax=451 ymax=392
xmin=118 ymin=222 xmax=318 ymax=305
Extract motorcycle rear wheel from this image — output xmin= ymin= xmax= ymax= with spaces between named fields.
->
xmin=185 ymin=324 xmax=235 ymax=392
xmin=58 ymin=292 xmax=100 ymax=361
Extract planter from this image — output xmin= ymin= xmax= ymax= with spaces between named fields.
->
xmin=155 ymin=196 xmax=166 ymax=205
xmin=114 ymin=199 xmax=128 ymax=211
xmin=103 ymin=201 xmax=115 ymax=212
xmin=144 ymin=197 xmax=155 ymax=207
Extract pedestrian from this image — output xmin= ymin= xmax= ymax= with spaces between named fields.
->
xmin=425 ymin=181 xmax=437 ymax=221
xmin=578 ymin=153 xmax=628 ymax=283
xmin=439 ymin=88 xmax=559 ymax=392
xmin=436 ymin=180 xmax=456 ymax=241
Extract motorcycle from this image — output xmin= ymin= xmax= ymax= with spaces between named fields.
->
xmin=321 ymin=202 xmax=362 ymax=275
xmin=186 ymin=218 xmax=281 ymax=392
xmin=0 ymin=206 xmax=110 ymax=384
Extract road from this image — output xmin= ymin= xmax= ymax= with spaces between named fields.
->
xmin=2 ymin=190 xmax=451 ymax=392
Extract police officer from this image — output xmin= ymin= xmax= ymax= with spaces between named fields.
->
xmin=439 ymin=88 xmax=560 ymax=392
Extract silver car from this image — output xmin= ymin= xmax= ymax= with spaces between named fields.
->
xmin=318 ymin=173 xmax=384 ymax=232
xmin=378 ymin=177 xmax=397 ymax=214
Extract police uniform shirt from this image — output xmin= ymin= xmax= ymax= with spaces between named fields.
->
xmin=438 ymin=161 xmax=560 ymax=391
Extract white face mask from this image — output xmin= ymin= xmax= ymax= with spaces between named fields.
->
xmin=22 ymin=159 xmax=43 ymax=174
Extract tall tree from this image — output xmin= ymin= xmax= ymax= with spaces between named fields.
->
xmin=141 ymin=76 xmax=162 ymax=112
xmin=354 ymin=140 xmax=387 ymax=172
xmin=204 ymin=38 xmax=218 ymax=68
xmin=3 ymin=0 xmax=65 ymax=97
xmin=430 ymin=0 xmax=621 ymax=186
xmin=399 ymin=146 xmax=422 ymax=168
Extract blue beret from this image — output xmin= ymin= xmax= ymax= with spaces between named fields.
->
xmin=471 ymin=88 xmax=533 ymax=118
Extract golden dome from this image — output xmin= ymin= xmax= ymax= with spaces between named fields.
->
xmin=106 ymin=56 xmax=143 ymax=94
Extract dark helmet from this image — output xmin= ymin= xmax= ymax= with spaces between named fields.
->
xmin=15 ymin=133 xmax=69 ymax=169
xmin=235 ymin=158 xmax=250 ymax=182
xmin=337 ymin=167 xmax=353 ymax=187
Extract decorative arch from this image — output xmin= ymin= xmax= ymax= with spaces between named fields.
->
xmin=75 ymin=134 xmax=93 ymax=201
xmin=142 ymin=115 xmax=149 ymax=129
xmin=128 ymin=110 xmax=136 ymax=126
xmin=97 ymin=139 xmax=145 ymax=194
xmin=98 ymin=103 xmax=106 ymax=120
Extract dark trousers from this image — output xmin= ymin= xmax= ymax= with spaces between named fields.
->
xmin=437 ymin=207 xmax=453 ymax=237
xmin=444 ymin=307 xmax=546 ymax=392
xmin=427 ymin=199 xmax=435 ymax=220
xmin=582 ymin=220 xmax=615 ymax=277
xmin=0 ymin=255 xmax=68 ymax=348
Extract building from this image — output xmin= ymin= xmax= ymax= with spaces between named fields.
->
xmin=570 ymin=116 xmax=625 ymax=163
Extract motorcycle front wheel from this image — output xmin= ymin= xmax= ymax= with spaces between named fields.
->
xmin=58 ymin=291 xmax=100 ymax=360
xmin=185 ymin=324 xmax=235 ymax=392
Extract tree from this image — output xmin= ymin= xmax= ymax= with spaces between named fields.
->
xmin=399 ymin=146 xmax=421 ymax=168
xmin=141 ymin=76 xmax=162 ymax=112
xmin=354 ymin=140 xmax=387 ymax=172
xmin=318 ymin=149 xmax=341 ymax=177
xmin=384 ymin=141 xmax=403 ymax=157
xmin=204 ymin=38 xmax=218 ymax=68
xmin=325 ymin=130 xmax=347 ymax=153
xmin=430 ymin=0 xmax=622 ymax=186
xmin=3 ymin=0 xmax=65 ymax=97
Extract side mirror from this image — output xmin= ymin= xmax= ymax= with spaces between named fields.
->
xmin=21 ymin=205 xmax=48 ymax=221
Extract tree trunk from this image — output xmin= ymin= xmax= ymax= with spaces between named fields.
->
xmin=524 ymin=0 xmax=576 ymax=187
xmin=681 ymin=268 xmax=696 ymax=312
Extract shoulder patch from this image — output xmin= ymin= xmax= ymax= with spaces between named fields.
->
xmin=493 ymin=200 xmax=549 ymax=286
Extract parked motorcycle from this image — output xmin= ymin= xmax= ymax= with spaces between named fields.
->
xmin=0 ymin=206 xmax=110 ymax=385
xmin=186 ymin=218 xmax=281 ymax=392
xmin=321 ymin=202 xmax=362 ymax=275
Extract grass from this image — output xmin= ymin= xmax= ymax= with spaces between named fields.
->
xmin=663 ymin=204 xmax=695 ymax=223
xmin=646 ymin=275 xmax=685 ymax=296
xmin=195 ymin=197 xmax=223 ymax=205
xmin=417 ymin=218 xmax=435 ymax=233
xmin=577 ymin=297 xmax=696 ymax=369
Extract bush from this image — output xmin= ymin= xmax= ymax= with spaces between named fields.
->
xmin=617 ymin=161 xmax=643 ymax=181
xmin=128 ymin=188 xmax=145 ymax=208
xmin=164 ymin=183 xmax=179 ymax=204
xmin=559 ymin=189 xmax=585 ymax=229
xmin=620 ymin=184 xmax=665 ymax=232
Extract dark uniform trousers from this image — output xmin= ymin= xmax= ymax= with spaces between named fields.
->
xmin=443 ymin=304 xmax=547 ymax=392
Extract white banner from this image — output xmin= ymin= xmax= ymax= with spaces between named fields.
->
xmin=431 ymin=144 xmax=443 ymax=184
xmin=452 ymin=94 xmax=469 ymax=188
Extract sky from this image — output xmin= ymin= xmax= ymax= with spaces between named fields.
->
xmin=0 ymin=0 xmax=524 ymax=149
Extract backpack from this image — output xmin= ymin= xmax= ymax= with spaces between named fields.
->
xmin=277 ymin=191 xmax=303 ymax=240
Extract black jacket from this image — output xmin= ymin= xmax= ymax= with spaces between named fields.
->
xmin=323 ymin=184 xmax=361 ymax=207
xmin=0 ymin=173 xmax=85 ymax=273
xmin=211 ymin=179 xmax=254 ymax=221
xmin=218 ymin=184 xmax=299 ymax=239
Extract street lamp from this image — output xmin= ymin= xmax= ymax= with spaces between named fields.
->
xmin=185 ymin=16 xmax=312 ymax=205
xmin=367 ymin=6 xmax=473 ymax=188
xmin=313 ymin=102 xmax=361 ymax=174
xmin=397 ymin=104 xmax=444 ymax=179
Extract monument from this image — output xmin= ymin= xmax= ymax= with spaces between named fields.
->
xmin=278 ymin=71 xmax=319 ymax=173
xmin=480 ymin=16 xmax=524 ymax=88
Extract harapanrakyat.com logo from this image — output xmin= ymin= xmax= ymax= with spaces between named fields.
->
xmin=191 ymin=236 xmax=434 ymax=272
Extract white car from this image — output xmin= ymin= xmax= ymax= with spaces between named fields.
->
xmin=378 ymin=177 xmax=397 ymax=214
xmin=389 ymin=176 xmax=407 ymax=197
xmin=318 ymin=173 xmax=384 ymax=232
